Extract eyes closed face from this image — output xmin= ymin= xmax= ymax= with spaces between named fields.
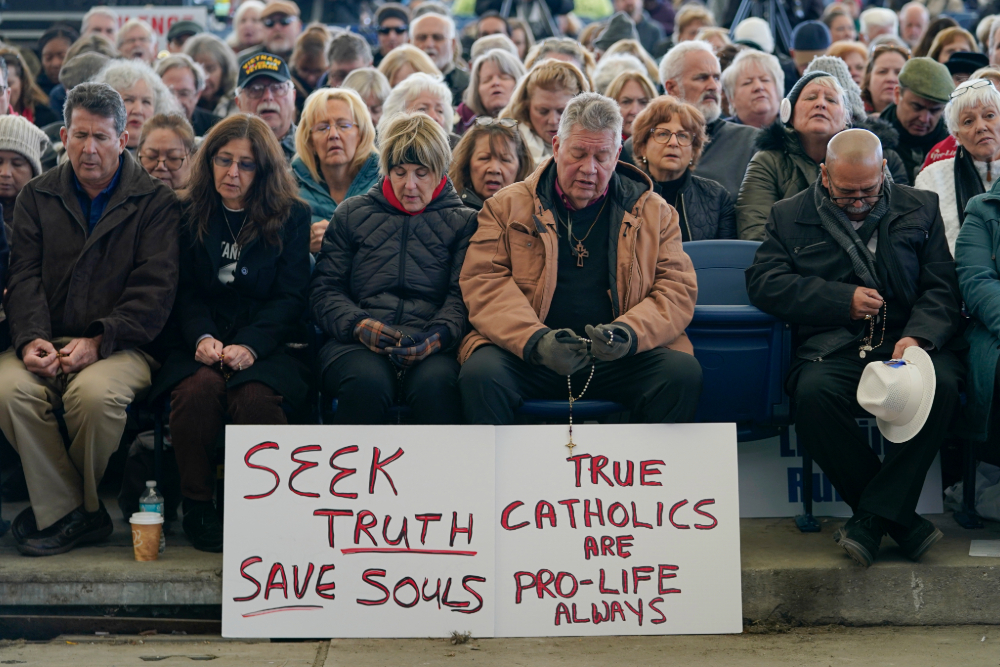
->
xmin=390 ymin=163 xmax=439 ymax=212
xmin=213 ymin=137 xmax=256 ymax=209
xmin=477 ymin=60 xmax=517 ymax=116
xmin=528 ymin=87 xmax=574 ymax=144
xmin=407 ymin=92 xmax=449 ymax=132
xmin=792 ymin=81 xmax=846 ymax=137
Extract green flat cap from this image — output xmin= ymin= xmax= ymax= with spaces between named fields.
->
xmin=898 ymin=57 xmax=955 ymax=104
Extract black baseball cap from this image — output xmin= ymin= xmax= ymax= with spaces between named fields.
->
xmin=237 ymin=53 xmax=291 ymax=89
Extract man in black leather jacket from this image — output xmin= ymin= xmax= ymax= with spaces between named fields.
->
xmin=746 ymin=129 xmax=964 ymax=567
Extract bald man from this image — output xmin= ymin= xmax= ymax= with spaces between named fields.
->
xmin=746 ymin=129 xmax=964 ymax=568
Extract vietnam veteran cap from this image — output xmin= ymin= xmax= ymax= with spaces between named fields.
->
xmin=237 ymin=52 xmax=291 ymax=89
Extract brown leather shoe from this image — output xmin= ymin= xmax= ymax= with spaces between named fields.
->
xmin=16 ymin=505 xmax=113 ymax=557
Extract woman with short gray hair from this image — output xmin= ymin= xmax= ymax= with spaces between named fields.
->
xmin=380 ymin=72 xmax=458 ymax=147
xmin=592 ymin=54 xmax=645 ymax=96
xmin=915 ymin=78 xmax=1000 ymax=253
xmin=310 ymin=112 xmax=477 ymax=425
xmin=721 ymin=49 xmax=784 ymax=128
xmin=94 ymin=59 xmax=181 ymax=150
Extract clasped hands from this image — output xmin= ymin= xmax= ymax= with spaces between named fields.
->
xmin=354 ymin=318 xmax=442 ymax=367
xmin=532 ymin=324 xmax=631 ymax=375
xmin=23 ymin=336 xmax=103 ymax=378
xmin=196 ymin=337 xmax=255 ymax=371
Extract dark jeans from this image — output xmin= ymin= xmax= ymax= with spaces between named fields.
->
xmin=322 ymin=348 xmax=462 ymax=424
xmin=458 ymin=344 xmax=703 ymax=425
xmin=789 ymin=346 xmax=964 ymax=527
xmin=170 ymin=366 xmax=287 ymax=502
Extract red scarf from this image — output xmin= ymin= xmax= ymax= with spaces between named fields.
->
xmin=382 ymin=175 xmax=447 ymax=215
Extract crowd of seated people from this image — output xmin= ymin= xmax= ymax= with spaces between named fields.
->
xmin=0 ymin=0 xmax=998 ymax=572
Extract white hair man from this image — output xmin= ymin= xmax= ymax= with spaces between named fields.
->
xmin=859 ymin=8 xmax=898 ymax=45
xmin=117 ymin=18 xmax=158 ymax=65
xmin=411 ymin=12 xmax=469 ymax=106
xmin=899 ymin=2 xmax=929 ymax=49
xmin=721 ymin=49 xmax=784 ymax=128
xmin=621 ymin=40 xmax=758 ymax=198
xmin=458 ymin=92 xmax=702 ymax=425
xmin=81 ymin=7 xmax=119 ymax=42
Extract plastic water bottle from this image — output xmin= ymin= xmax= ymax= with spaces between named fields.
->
xmin=139 ymin=481 xmax=166 ymax=554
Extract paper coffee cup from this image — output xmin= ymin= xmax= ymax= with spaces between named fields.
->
xmin=130 ymin=512 xmax=164 ymax=562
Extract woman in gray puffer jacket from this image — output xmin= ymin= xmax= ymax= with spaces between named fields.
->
xmin=310 ymin=113 xmax=478 ymax=424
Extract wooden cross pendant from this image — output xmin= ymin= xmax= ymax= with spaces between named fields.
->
xmin=575 ymin=241 xmax=589 ymax=267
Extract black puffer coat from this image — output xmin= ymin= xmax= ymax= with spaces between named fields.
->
xmin=653 ymin=171 xmax=736 ymax=241
xmin=310 ymin=177 xmax=479 ymax=373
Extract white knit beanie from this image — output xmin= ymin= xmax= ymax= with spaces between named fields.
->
xmin=0 ymin=115 xmax=50 ymax=177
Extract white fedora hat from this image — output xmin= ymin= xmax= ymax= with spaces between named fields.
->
xmin=856 ymin=346 xmax=936 ymax=444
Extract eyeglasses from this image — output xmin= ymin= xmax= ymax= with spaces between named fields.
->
xmin=649 ymin=128 xmax=693 ymax=146
xmin=240 ymin=80 xmax=292 ymax=99
xmin=263 ymin=15 xmax=296 ymax=28
xmin=168 ymin=87 xmax=197 ymax=101
xmin=140 ymin=152 xmax=189 ymax=171
xmin=213 ymin=155 xmax=257 ymax=173
xmin=828 ymin=182 xmax=884 ymax=205
xmin=950 ymin=78 xmax=994 ymax=99
xmin=378 ymin=26 xmax=408 ymax=35
xmin=475 ymin=116 xmax=518 ymax=128
xmin=311 ymin=120 xmax=358 ymax=135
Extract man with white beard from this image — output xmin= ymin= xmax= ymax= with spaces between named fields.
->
xmin=622 ymin=40 xmax=758 ymax=199
xmin=234 ymin=53 xmax=297 ymax=162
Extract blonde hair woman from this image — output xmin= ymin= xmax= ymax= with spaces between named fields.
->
xmin=293 ymin=88 xmax=380 ymax=253
xmin=604 ymin=39 xmax=660 ymax=83
xmin=377 ymin=44 xmax=442 ymax=88
xmin=310 ymin=112 xmax=478 ymax=424
xmin=500 ymin=59 xmax=591 ymax=163
xmin=605 ymin=70 xmax=656 ymax=138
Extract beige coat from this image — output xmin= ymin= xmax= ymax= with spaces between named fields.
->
xmin=458 ymin=158 xmax=697 ymax=363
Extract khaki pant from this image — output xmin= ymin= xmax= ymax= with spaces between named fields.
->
xmin=0 ymin=341 xmax=153 ymax=530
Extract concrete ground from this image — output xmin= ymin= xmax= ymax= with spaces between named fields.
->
xmin=3 ymin=494 xmax=1000 ymax=626
xmin=2 ymin=626 xmax=1000 ymax=666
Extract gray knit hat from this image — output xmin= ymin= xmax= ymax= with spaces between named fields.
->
xmin=805 ymin=55 xmax=866 ymax=124
xmin=0 ymin=115 xmax=50 ymax=176
xmin=594 ymin=12 xmax=639 ymax=52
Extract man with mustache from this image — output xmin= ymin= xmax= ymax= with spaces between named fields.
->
xmin=0 ymin=82 xmax=180 ymax=556
xmin=623 ymin=40 xmax=758 ymax=199
xmin=234 ymin=53 xmax=297 ymax=162
xmin=878 ymin=58 xmax=954 ymax=184
xmin=747 ymin=129 xmax=964 ymax=567
xmin=411 ymin=12 xmax=469 ymax=107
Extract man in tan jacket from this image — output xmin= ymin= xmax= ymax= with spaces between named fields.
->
xmin=458 ymin=93 xmax=702 ymax=424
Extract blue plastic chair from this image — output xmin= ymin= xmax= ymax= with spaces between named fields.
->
xmin=682 ymin=241 xmax=815 ymax=529
xmin=326 ymin=397 xmax=624 ymax=422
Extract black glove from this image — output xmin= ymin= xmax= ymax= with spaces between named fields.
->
xmin=532 ymin=328 xmax=591 ymax=375
xmin=585 ymin=324 xmax=631 ymax=362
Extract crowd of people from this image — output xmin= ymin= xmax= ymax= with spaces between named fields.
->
xmin=0 ymin=0 xmax=998 ymax=569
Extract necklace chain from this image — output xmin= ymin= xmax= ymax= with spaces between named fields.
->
xmin=558 ymin=196 xmax=610 ymax=266
xmin=222 ymin=208 xmax=247 ymax=245
xmin=859 ymin=301 xmax=887 ymax=358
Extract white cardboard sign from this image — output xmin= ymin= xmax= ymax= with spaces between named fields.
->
xmin=222 ymin=425 xmax=496 ymax=638
xmin=113 ymin=7 xmax=209 ymax=49
xmin=223 ymin=423 xmax=742 ymax=638
xmin=494 ymin=424 xmax=743 ymax=636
